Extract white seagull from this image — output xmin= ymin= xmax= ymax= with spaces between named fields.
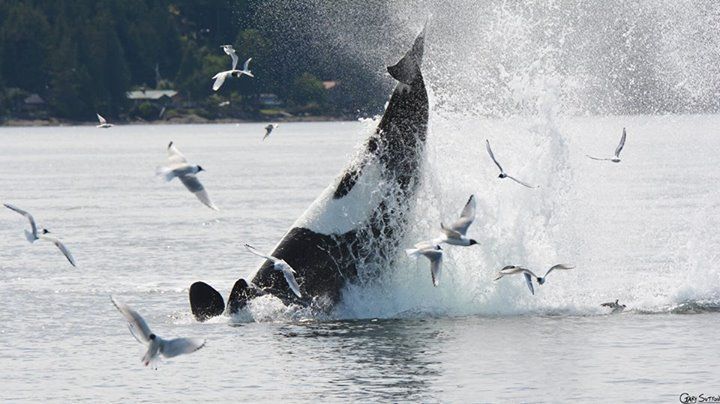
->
xmin=212 ymin=57 xmax=254 ymax=91
xmin=96 ymin=113 xmax=113 ymax=128
xmin=244 ymin=244 xmax=302 ymax=298
xmin=5 ymin=203 xmax=76 ymax=266
xmin=406 ymin=242 xmax=444 ymax=287
xmin=601 ymin=299 xmax=627 ymax=314
xmin=156 ymin=141 xmax=219 ymax=211
xmin=435 ymin=194 xmax=479 ymax=247
xmin=485 ymin=139 xmax=537 ymax=188
xmin=111 ymin=296 xmax=206 ymax=368
xmin=586 ymin=128 xmax=627 ymax=163
xmin=263 ymin=124 xmax=278 ymax=141
xmin=494 ymin=264 xmax=574 ymax=295
xmin=4 ymin=203 xmax=39 ymax=243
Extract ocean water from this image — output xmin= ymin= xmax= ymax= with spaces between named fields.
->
xmin=1 ymin=119 xmax=719 ymax=402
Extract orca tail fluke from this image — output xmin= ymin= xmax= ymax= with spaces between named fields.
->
xmin=189 ymin=281 xmax=225 ymax=321
xmin=387 ymin=25 xmax=426 ymax=85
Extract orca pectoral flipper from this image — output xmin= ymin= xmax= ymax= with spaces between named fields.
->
xmin=189 ymin=282 xmax=225 ymax=321
xmin=387 ymin=25 xmax=425 ymax=85
xmin=227 ymin=278 xmax=267 ymax=315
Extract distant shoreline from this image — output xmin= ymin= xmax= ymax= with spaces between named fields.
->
xmin=0 ymin=114 xmax=356 ymax=127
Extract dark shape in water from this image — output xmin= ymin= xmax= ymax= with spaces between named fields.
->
xmin=189 ymin=282 xmax=225 ymax=321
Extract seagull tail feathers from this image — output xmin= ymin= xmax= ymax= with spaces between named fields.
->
xmin=405 ymin=248 xmax=421 ymax=257
xmin=155 ymin=166 xmax=175 ymax=181
xmin=24 ymin=229 xmax=37 ymax=243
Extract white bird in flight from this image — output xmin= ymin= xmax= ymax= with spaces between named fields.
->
xmin=156 ymin=141 xmax=219 ymax=211
xmin=212 ymin=57 xmax=254 ymax=91
xmin=111 ymin=296 xmax=206 ymax=368
xmin=244 ymin=244 xmax=302 ymax=298
xmin=96 ymin=113 xmax=113 ymax=128
xmin=4 ymin=203 xmax=76 ymax=267
xmin=586 ymin=128 xmax=627 ymax=163
xmin=264 ymin=124 xmax=278 ymax=141
xmin=494 ymin=264 xmax=574 ymax=295
xmin=435 ymin=194 xmax=479 ymax=247
xmin=485 ymin=139 xmax=537 ymax=188
xmin=406 ymin=242 xmax=444 ymax=287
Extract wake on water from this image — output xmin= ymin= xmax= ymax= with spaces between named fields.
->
xmin=236 ymin=1 xmax=720 ymax=322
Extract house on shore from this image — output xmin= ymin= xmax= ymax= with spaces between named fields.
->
xmin=126 ymin=89 xmax=180 ymax=107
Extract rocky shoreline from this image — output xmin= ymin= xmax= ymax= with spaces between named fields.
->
xmin=1 ymin=114 xmax=355 ymax=127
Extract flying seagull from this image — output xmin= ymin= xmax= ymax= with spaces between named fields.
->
xmin=156 ymin=141 xmax=219 ymax=210
xmin=244 ymin=244 xmax=302 ymax=298
xmin=435 ymin=194 xmax=479 ymax=247
xmin=601 ymin=299 xmax=626 ymax=314
xmin=5 ymin=203 xmax=76 ymax=266
xmin=263 ymin=124 xmax=278 ymax=141
xmin=485 ymin=140 xmax=536 ymax=188
xmin=212 ymin=57 xmax=254 ymax=91
xmin=406 ymin=241 xmax=444 ymax=287
xmin=96 ymin=113 xmax=113 ymax=128
xmin=494 ymin=264 xmax=574 ymax=295
xmin=586 ymin=128 xmax=627 ymax=163
xmin=111 ymin=296 xmax=206 ymax=368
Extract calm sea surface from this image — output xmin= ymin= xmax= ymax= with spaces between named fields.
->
xmin=1 ymin=119 xmax=718 ymax=402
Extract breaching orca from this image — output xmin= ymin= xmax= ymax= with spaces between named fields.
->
xmin=189 ymin=27 xmax=429 ymax=321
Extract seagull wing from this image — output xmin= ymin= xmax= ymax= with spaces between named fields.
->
xmin=499 ymin=265 xmax=539 ymax=278
xmin=4 ymin=203 xmax=38 ymax=239
xmin=230 ymin=52 xmax=239 ymax=70
xmin=111 ymin=296 xmax=153 ymax=345
xmin=505 ymin=175 xmax=537 ymax=189
xmin=498 ymin=265 xmax=523 ymax=275
xmin=543 ymin=264 xmax=574 ymax=278
xmin=179 ymin=174 xmax=218 ymax=210
xmin=440 ymin=222 xmax=463 ymax=239
xmin=523 ymin=272 xmax=535 ymax=295
xmin=485 ymin=139 xmax=504 ymax=173
xmin=280 ymin=264 xmax=302 ymax=298
xmin=40 ymin=234 xmax=76 ymax=267
xmin=212 ymin=71 xmax=228 ymax=91
xmin=600 ymin=302 xmax=614 ymax=308
xmin=413 ymin=240 xmax=436 ymax=250
xmin=450 ymin=194 xmax=476 ymax=235
xmin=615 ymin=128 xmax=626 ymax=158
xmin=426 ymin=250 xmax=443 ymax=287
xmin=166 ymin=141 xmax=188 ymax=165
xmin=242 ymin=57 xmax=252 ymax=71
xmin=244 ymin=243 xmax=279 ymax=264
xmin=161 ymin=338 xmax=206 ymax=358
xmin=97 ymin=113 xmax=107 ymax=124
xmin=263 ymin=125 xmax=272 ymax=140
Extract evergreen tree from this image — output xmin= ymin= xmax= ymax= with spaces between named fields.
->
xmin=0 ymin=3 xmax=50 ymax=94
xmin=78 ymin=10 xmax=131 ymax=115
xmin=234 ymin=28 xmax=274 ymax=97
